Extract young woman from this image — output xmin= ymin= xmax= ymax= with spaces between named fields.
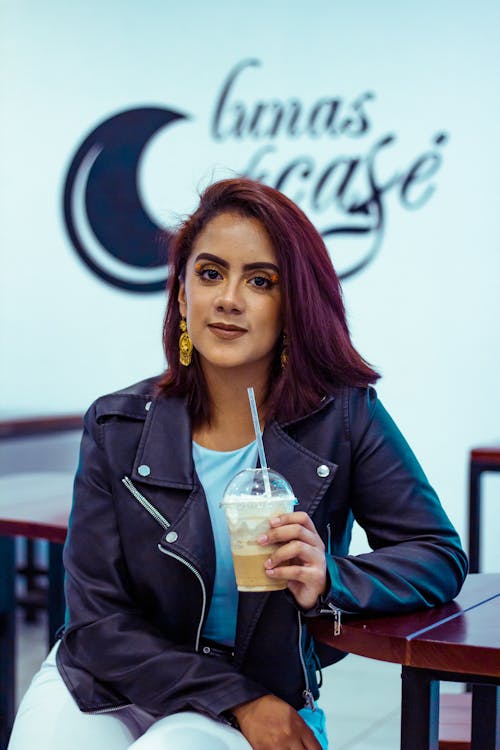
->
xmin=8 ymin=178 xmax=467 ymax=750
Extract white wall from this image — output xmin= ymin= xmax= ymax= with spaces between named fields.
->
xmin=1 ymin=0 xmax=499 ymax=568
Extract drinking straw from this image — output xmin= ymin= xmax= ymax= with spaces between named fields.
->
xmin=247 ymin=387 xmax=272 ymax=496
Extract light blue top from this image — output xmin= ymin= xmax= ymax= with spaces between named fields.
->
xmin=193 ymin=439 xmax=258 ymax=647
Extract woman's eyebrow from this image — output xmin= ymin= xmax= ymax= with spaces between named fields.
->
xmin=243 ymin=261 xmax=280 ymax=273
xmin=193 ymin=253 xmax=279 ymax=273
xmin=194 ymin=252 xmax=229 ymax=268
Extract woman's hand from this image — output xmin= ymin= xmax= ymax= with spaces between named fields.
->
xmin=258 ymin=511 xmax=327 ymax=610
xmin=232 ymin=694 xmax=321 ymax=750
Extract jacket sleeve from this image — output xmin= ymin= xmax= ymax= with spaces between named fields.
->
xmin=309 ymin=387 xmax=467 ymax=616
xmin=59 ymin=402 xmax=268 ymax=718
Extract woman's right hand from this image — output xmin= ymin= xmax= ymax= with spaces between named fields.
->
xmin=232 ymin=694 xmax=321 ymax=750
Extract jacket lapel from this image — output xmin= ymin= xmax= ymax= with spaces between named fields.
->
xmin=263 ymin=420 xmax=338 ymax=517
xmin=129 ymin=394 xmax=215 ymax=588
xmin=131 ymin=394 xmax=194 ymax=489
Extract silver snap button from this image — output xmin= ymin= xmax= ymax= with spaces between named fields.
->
xmin=202 ymin=646 xmax=211 ymax=654
xmin=317 ymin=464 xmax=330 ymax=478
xmin=165 ymin=531 xmax=178 ymax=543
xmin=145 ymin=401 xmax=152 ymax=411
xmin=138 ymin=464 xmax=151 ymax=477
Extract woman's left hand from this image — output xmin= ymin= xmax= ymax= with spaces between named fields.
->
xmin=258 ymin=512 xmax=327 ymax=610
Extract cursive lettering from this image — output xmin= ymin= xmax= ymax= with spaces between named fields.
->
xmin=211 ymin=58 xmax=374 ymax=141
xmin=243 ymin=133 xmax=448 ymax=277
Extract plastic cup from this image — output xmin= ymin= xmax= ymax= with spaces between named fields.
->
xmin=221 ymin=468 xmax=297 ymax=592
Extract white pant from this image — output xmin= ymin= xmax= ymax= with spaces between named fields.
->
xmin=8 ymin=643 xmax=251 ymax=750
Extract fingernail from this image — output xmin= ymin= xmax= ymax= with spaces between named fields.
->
xmin=270 ymin=516 xmax=281 ymax=526
xmin=264 ymin=558 xmax=273 ymax=569
xmin=257 ymin=534 xmax=268 ymax=544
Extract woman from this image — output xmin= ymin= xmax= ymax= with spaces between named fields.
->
xmin=8 ymin=178 xmax=467 ymax=750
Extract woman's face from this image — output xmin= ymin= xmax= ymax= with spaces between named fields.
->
xmin=178 ymin=212 xmax=282 ymax=379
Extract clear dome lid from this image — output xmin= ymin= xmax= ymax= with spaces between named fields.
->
xmin=223 ymin=467 xmax=295 ymax=500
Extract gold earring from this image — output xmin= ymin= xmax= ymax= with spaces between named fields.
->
xmin=280 ymin=334 xmax=288 ymax=370
xmin=179 ymin=318 xmax=193 ymax=367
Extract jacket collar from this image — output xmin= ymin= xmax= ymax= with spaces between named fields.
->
xmin=131 ymin=391 xmax=336 ymax=489
xmin=279 ymin=394 xmax=335 ymax=428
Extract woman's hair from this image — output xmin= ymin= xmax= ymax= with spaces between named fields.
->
xmin=159 ymin=177 xmax=379 ymax=424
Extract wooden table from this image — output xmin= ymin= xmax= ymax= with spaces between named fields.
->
xmin=0 ymin=472 xmax=72 ymax=749
xmin=311 ymin=574 xmax=500 ymax=750
xmin=0 ymin=415 xmax=82 ymax=440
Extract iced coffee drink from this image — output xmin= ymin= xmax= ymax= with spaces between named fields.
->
xmin=221 ymin=468 xmax=296 ymax=592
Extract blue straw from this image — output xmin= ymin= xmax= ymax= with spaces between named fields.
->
xmin=247 ymin=387 xmax=272 ymax=496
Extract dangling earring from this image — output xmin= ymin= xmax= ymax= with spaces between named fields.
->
xmin=280 ymin=333 xmax=288 ymax=370
xmin=179 ymin=318 xmax=193 ymax=367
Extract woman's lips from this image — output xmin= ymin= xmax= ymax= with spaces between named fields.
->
xmin=208 ymin=323 xmax=247 ymax=340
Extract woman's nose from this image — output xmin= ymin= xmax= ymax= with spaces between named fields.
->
xmin=214 ymin=279 xmax=244 ymax=313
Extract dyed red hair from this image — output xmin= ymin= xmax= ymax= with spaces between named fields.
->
xmin=159 ymin=178 xmax=379 ymax=424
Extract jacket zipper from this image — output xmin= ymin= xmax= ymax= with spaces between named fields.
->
xmin=88 ymin=482 xmax=203 ymax=715
xmin=158 ymin=545 xmax=207 ymax=652
xmin=324 ymin=523 xmax=342 ymax=635
xmin=122 ymin=476 xmax=170 ymax=529
xmin=122 ymin=477 xmax=206 ymax=653
xmin=331 ymin=605 xmax=342 ymax=636
xmin=88 ymin=704 xmax=131 ymax=714
xmin=318 ymin=601 xmax=342 ymax=636
xmin=297 ymin=613 xmax=315 ymax=711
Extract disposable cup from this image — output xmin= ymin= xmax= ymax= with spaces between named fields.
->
xmin=221 ymin=468 xmax=297 ymax=592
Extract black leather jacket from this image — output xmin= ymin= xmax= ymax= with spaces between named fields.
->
xmin=57 ymin=377 xmax=467 ymax=719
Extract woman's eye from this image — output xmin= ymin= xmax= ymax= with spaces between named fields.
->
xmin=249 ymin=275 xmax=272 ymax=289
xmin=196 ymin=266 xmax=222 ymax=281
xmin=205 ymin=268 xmax=221 ymax=280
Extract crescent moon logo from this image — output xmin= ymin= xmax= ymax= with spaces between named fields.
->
xmin=63 ymin=107 xmax=189 ymax=292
